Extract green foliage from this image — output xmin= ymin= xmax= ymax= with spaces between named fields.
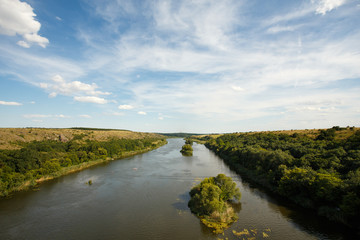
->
xmin=189 ymin=182 xmax=224 ymax=215
xmin=188 ymin=174 xmax=241 ymax=233
xmin=160 ymin=133 xmax=201 ymax=138
xmin=316 ymin=128 xmax=336 ymax=140
xmin=0 ymin=137 xmax=166 ymax=196
xmin=214 ymin=173 xmax=241 ymax=201
xmin=189 ymin=174 xmax=241 ymax=216
xmin=185 ymin=138 xmax=193 ymax=145
xmin=180 ymin=144 xmax=193 ymax=156
xmin=204 ymin=128 xmax=360 ymax=228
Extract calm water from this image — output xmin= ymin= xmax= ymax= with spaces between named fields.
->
xmin=0 ymin=139 xmax=357 ymax=239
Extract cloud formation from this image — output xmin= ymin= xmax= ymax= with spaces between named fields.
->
xmin=1 ymin=0 xmax=359 ymax=132
xmin=40 ymin=75 xmax=111 ymax=98
xmin=79 ymin=114 xmax=91 ymax=118
xmin=74 ymin=96 xmax=108 ymax=104
xmin=23 ymin=114 xmax=69 ymax=118
xmin=313 ymin=0 xmax=346 ymax=15
xmin=118 ymin=104 xmax=134 ymax=110
xmin=0 ymin=0 xmax=49 ymax=48
xmin=0 ymin=100 xmax=22 ymax=106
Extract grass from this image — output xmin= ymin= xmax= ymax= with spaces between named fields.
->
xmin=0 ymin=128 xmax=164 ymax=150
xmin=192 ymin=127 xmax=359 ymax=142
xmin=200 ymin=204 xmax=239 ymax=234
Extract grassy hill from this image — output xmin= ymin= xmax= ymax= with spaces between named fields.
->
xmin=191 ymin=126 xmax=359 ymax=141
xmin=0 ymin=128 xmax=164 ymax=150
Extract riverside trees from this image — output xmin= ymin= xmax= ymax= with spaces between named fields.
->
xmin=204 ymin=127 xmax=360 ymax=229
xmin=0 ymin=137 xmax=166 ymax=197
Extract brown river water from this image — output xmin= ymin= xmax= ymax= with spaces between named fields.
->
xmin=0 ymin=139 xmax=357 ymax=239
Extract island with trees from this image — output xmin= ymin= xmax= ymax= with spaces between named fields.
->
xmin=188 ymin=174 xmax=241 ymax=233
xmin=180 ymin=139 xmax=193 ymax=156
xmin=198 ymin=127 xmax=360 ymax=231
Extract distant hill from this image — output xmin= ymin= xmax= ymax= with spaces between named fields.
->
xmin=0 ymin=128 xmax=164 ymax=150
xmin=159 ymin=133 xmax=205 ymax=138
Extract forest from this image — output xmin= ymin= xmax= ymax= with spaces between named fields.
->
xmin=0 ymin=135 xmax=166 ymax=197
xmin=201 ymin=127 xmax=360 ymax=229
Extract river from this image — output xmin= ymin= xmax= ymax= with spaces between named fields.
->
xmin=0 ymin=139 xmax=356 ymax=239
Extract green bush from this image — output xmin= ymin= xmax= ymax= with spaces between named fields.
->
xmin=180 ymin=144 xmax=193 ymax=156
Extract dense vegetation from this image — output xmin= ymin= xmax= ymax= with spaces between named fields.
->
xmin=160 ymin=133 xmax=202 ymax=138
xmin=189 ymin=174 xmax=241 ymax=233
xmin=180 ymin=144 xmax=193 ymax=156
xmin=203 ymin=127 xmax=360 ymax=229
xmin=0 ymin=136 xmax=166 ymax=197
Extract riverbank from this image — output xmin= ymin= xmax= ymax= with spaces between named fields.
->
xmin=2 ymin=140 xmax=167 ymax=197
xmin=205 ymin=140 xmax=360 ymax=235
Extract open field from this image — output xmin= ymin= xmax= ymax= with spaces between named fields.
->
xmin=0 ymin=128 xmax=163 ymax=150
xmin=191 ymin=126 xmax=360 ymax=141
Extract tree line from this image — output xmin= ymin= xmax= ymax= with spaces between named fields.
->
xmin=203 ymin=127 xmax=360 ymax=230
xmin=0 ymin=137 xmax=166 ymax=196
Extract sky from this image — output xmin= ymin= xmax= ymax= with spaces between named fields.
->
xmin=0 ymin=0 xmax=359 ymax=133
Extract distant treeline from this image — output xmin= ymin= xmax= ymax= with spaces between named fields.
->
xmin=203 ymin=127 xmax=360 ymax=229
xmin=160 ymin=133 xmax=203 ymax=138
xmin=0 ymin=137 xmax=166 ymax=196
xmin=70 ymin=127 xmax=130 ymax=131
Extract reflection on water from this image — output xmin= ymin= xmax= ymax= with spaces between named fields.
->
xmin=0 ymin=139 xmax=357 ymax=239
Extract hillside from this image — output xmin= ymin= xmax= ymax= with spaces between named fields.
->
xmin=0 ymin=128 xmax=163 ymax=150
xmin=191 ymin=126 xmax=359 ymax=141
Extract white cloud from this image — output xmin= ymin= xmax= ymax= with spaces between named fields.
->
xmin=231 ymin=86 xmax=245 ymax=92
xmin=49 ymin=92 xmax=57 ymax=98
xmin=0 ymin=44 xmax=85 ymax=85
xmin=267 ymin=25 xmax=296 ymax=34
xmin=16 ymin=40 xmax=30 ymax=48
xmin=118 ymin=104 xmax=134 ymax=110
xmin=24 ymin=114 xmax=51 ymax=118
xmin=41 ymin=75 xmax=111 ymax=97
xmin=138 ymin=111 xmax=146 ymax=115
xmin=313 ymin=0 xmax=346 ymax=15
xmin=0 ymin=100 xmax=22 ymax=106
xmin=74 ymin=96 xmax=108 ymax=104
xmin=56 ymin=16 xmax=62 ymax=21
xmin=108 ymin=112 xmax=124 ymax=116
xmin=79 ymin=114 xmax=91 ymax=118
xmin=0 ymin=0 xmax=49 ymax=47
xmin=23 ymin=33 xmax=49 ymax=48
xmin=55 ymin=114 xmax=69 ymax=118
xmin=83 ymin=0 xmax=360 ymax=129
xmin=24 ymin=114 xmax=70 ymax=119
xmin=153 ymin=0 xmax=241 ymax=50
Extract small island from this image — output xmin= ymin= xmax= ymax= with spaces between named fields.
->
xmin=188 ymin=174 xmax=241 ymax=233
xmin=180 ymin=143 xmax=193 ymax=156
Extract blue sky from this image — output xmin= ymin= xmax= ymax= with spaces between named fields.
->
xmin=0 ymin=0 xmax=359 ymax=133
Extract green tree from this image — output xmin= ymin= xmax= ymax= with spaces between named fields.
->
xmin=180 ymin=144 xmax=193 ymax=156
xmin=214 ymin=174 xmax=241 ymax=201
xmin=189 ymin=174 xmax=240 ymax=216
xmin=189 ymin=183 xmax=224 ymax=215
